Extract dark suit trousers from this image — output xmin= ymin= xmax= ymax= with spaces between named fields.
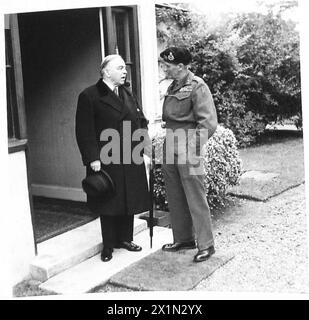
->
xmin=99 ymin=215 xmax=134 ymax=248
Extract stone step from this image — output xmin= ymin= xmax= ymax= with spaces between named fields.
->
xmin=39 ymin=226 xmax=173 ymax=295
xmin=30 ymin=217 xmax=147 ymax=282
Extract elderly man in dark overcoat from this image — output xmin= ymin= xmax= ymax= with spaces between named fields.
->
xmin=75 ymin=55 xmax=150 ymax=262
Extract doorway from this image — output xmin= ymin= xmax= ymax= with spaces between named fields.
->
xmin=17 ymin=6 xmax=141 ymax=244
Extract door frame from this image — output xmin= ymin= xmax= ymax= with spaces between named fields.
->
xmin=102 ymin=6 xmax=142 ymax=102
xmin=6 ymin=14 xmax=37 ymax=254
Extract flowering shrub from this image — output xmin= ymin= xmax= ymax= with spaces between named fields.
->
xmin=152 ymin=125 xmax=242 ymax=210
xmin=203 ymin=125 xmax=242 ymax=208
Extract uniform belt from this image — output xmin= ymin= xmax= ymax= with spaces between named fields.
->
xmin=164 ymin=120 xmax=196 ymax=131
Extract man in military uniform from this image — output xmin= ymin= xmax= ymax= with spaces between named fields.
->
xmin=159 ymin=47 xmax=218 ymax=262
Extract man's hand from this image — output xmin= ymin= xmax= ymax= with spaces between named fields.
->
xmin=90 ymin=160 xmax=101 ymax=172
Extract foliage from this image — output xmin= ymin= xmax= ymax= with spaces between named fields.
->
xmin=156 ymin=2 xmax=302 ymax=147
xmin=156 ymin=6 xmax=208 ymax=46
xmin=152 ymin=127 xmax=169 ymax=211
xmin=232 ymin=11 xmax=301 ymax=126
xmin=214 ymin=90 xmax=266 ymax=148
xmin=203 ymin=126 xmax=242 ymax=207
xmin=156 ymin=6 xmax=192 ymax=30
xmin=151 ymin=125 xmax=242 ymax=210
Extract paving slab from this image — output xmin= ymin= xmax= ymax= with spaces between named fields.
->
xmin=228 ymin=138 xmax=304 ymax=201
xmin=240 ymin=170 xmax=279 ymax=181
xmin=109 ymin=249 xmax=234 ymax=291
xmin=39 ymin=226 xmax=173 ymax=295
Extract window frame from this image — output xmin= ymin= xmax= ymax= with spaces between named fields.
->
xmin=6 ymin=14 xmax=28 ymax=154
xmin=103 ymin=6 xmax=142 ymax=103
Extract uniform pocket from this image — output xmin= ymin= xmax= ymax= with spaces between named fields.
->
xmin=167 ymin=92 xmax=192 ymax=117
xmin=174 ymin=92 xmax=191 ymax=100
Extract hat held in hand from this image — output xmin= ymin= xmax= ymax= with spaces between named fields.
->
xmin=82 ymin=169 xmax=115 ymax=198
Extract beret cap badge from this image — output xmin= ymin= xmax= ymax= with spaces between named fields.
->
xmin=167 ymin=52 xmax=175 ymax=61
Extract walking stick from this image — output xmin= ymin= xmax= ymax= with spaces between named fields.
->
xmin=149 ymin=147 xmax=154 ymax=249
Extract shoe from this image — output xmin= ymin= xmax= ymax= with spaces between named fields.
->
xmin=193 ymin=246 xmax=215 ymax=263
xmin=115 ymin=241 xmax=142 ymax=252
xmin=162 ymin=241 xmax=196 ymax=252
xmin=101 ymin=247 xmax=113 ymax=262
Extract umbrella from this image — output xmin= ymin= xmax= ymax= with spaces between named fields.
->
xmin=148 ymin=148 xmax=155 ymax=248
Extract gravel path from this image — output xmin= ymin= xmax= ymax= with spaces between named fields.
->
xmin=194 ymin=184 xmax=309 ymax=294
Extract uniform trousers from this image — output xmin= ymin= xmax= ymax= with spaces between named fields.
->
xmin=99 ymin=215 xmax=134 ymax=248
xmin=162 ymin=154 xmax=214 ymax=251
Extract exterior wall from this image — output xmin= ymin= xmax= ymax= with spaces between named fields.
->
xmin=156 ymin=8 xmax=184 ymax=122
xmin=0 ymin=32 xmax=11 ymax=294
xmin=8 ymin=151 xmax=35 ymax=286
xmin=137 ymin=2 xmax=160 ymax=127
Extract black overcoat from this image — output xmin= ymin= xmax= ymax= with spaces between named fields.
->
xmin=75 ymin=79 xmax=150 ymax=216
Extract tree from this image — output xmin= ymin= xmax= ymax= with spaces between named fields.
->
xmin=232 ymin=10 xmax=301 ymax=126
xmin=156 ymin=1 xmax=302 ymax=147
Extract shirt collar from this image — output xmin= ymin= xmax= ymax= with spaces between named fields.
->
xmin=171 ymin=71 xmax=193 ymax=92
xmin=103 ymin=79 xmax=117 ymax=92
xmin=178 ymin=70 xmax=193 ymax=86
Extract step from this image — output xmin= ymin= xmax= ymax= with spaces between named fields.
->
xmin=30 ymin=217 xmax=147 ymax=282
xmin=39 ymin=226 xmax=173 ymax=295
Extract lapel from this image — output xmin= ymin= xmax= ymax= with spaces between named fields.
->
xmin=170 ymin=71 xmax=193 ymax=93
xmin=96 ymin=79 xmax=129 ymax=120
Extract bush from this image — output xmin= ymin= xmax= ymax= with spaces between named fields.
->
xmin=152 ymin=125 xmax=242 ymax=210
xmin=215 ymin=89 xmax=266 ymax=147
xmin=203 ymin=125 xmax=242 ymax=208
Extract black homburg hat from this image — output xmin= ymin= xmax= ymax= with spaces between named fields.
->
xmin=82 ymin=169 xmax=115 ymax=198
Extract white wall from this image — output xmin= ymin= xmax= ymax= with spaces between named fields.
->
xmin=137 ymin=1 xmax=161 ymax=125
xmin=0 ymin=147 xmax=11 ymax=298
xmin=0 ymin=150 xmax=34 ymax=293
xmin=0 ymin=10 xmax=12 ymax=298
xmin=8 ymin=151 xmax=35 ymax=286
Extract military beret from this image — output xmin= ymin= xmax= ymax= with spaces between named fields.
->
xmin=160 ymin=47 xmax=192 ymax=65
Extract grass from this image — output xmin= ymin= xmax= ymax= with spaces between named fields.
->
xmin=13 ymin=280 xmax=58 ymax=298
xmin=228 ymin=134 xmax=304 ymax=201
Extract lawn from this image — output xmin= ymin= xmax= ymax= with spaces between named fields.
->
xmin=228 ymin=134 xmax=305 ymax=201
xmin=13 ymin=280 xmax=57 ymax=298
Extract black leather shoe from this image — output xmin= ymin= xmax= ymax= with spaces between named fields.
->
xmin=101 ymin=247 xmax=113 ymax=262
xmin=193 ymin=246 xmax=215 ymax=263
xmin=115 ymin=241 xmax=142 ymax=252
xmin=162 ymin=241 xmax=196 ymax=252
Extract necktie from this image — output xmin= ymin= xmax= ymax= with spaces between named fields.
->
xmin=113 ymin=87 xmax=118 ymax=96
xmin=169 ymin=80 xmax=178 ymax=93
